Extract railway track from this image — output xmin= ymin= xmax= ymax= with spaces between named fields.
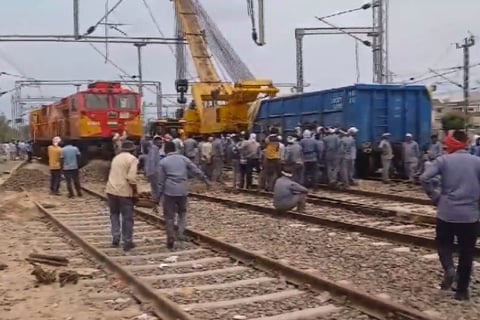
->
xmin=22 ymin=185 xmax=436 ymax=320
xmin=5 ymin=200 xmax=158 ymax=319
xmin=189 ymin=188 xmax=480 ymax=257
xmin=222 ymin=166 xmax=430 ymax=206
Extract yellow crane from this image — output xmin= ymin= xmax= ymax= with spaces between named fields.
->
xmin=172 ymin=0 xmax=278 ymax=136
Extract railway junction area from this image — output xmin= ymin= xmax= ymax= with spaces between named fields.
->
xmin=0 ymin=159 xmax=478 ymax=320
xmin=1 ymin=1 xmax=480 ymax=320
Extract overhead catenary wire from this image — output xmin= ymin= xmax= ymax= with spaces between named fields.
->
xmin=407 ymin=62 xmax=480 ymax=84
xmin=316 ymin=3 xmax=372 ymax=20
xmin=83 ymin=0 xmax=126 ymax=36
xmin=87 ymin=43 xmax=172 ymax=100
xmin=141 ymin=0 xmax=195 ymax=80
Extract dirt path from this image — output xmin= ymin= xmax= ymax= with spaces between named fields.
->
xmin=0 ymin=189 xmax=157 ymax=320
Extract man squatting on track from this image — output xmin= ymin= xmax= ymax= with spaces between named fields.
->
xmin=155 ymin=141 xmax=211 ymax=250
xmin=106 ymin=140 xmax=139 ymax=252
xmin=420 ymin=130 xmax=480 ymax=301
xmin=273 ymin=169 xmax=309 ymax=213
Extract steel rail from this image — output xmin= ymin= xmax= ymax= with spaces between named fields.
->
xmin=188 ymin=191 xmax=480 ymax=258
xmin=222 ymin=166 xmax=430 ymax=205
xmin=81 ymin=186 xmax=438 ymax=320
xmin=238 ymin=188 xmax=436 ymax=225
xmin=315 ymin=185 xmax=432 ymax=206
xmin=27 ymin=193 xmax=195 ymax=320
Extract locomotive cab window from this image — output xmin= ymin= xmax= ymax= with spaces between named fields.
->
xmin=114 ymin=95 xmax=136 ymax=110
xmin=85 ymin=94 xmax=108 ymax=110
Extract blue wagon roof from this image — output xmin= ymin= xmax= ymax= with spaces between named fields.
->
xmin=264 ymin=83 xmax=429 ymax=102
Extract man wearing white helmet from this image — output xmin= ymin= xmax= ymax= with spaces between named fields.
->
xmin=284 ymin=135 xmax=304 ymax=184
xmin=323 ymin=127 xmax=341 ymax=187
xmin=379 ymin=133 xmax=393 ymax=183
xmin=273 ymin=170 xmax=308 ymax=213
xmin=300 ymin=129 xmax=320 ymax=189
xmin=342 ymin=127 xmax=358 ymax=185
xmin=403 ymin=133 xmax=420 ymax=182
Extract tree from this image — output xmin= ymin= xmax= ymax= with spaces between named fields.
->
xmin=441 ymin=111 xmax=468 ymax=131
xmin=0 ymin=114 xmax=16 ymax=142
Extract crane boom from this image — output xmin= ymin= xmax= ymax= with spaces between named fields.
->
xmin=173 ymin=0 xmax=220 ymax=83
xmin=172 ymin=0 xmax=278 ymax=135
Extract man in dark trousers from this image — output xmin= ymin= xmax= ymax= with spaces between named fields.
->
xmin=420 ymin=130 xmax=480 ymax=301
xmin=106 ymin=140 xmax=139 ymax=251
xmin=61 ymin=142 xmax=82 ymax=198
xmin=157 ymin=141 xmax=210 ymax=250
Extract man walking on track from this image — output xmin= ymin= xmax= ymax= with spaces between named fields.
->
xmin=61 ymin=142 xmax=83 ymax=198
xmin=105 ymin=140 xmax=139 ymax=251
xmin=157 ymin=141 xmax=210 ymax=250
xmin=420 ymin=130 xmax=480 ymax=301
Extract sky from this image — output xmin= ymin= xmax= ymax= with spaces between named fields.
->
xmin=0 ymin=0 xmax=479 ymax=120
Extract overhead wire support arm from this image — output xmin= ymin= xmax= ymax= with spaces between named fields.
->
xmin=0 ymin=35 xmax=185 ymax=45
xmin=295 ymin=27 xmax=374 ymax=93
xmin=314 ymin=17 xmax=373 ymax=46
xmin=427 ymin=68 xmax=463 ymax=88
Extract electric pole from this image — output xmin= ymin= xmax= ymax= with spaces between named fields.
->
xmin=134 ymin=42 xmax=147 ymax=97
xmin=456 ymin=35 xmax=475 ymax=116
xmin=372 ymin=0 xmax=389 ymax=83
xmin=73 ymin=0 xmax=80 ymax=39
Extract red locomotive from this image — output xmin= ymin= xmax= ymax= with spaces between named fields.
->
xmin=29 ymin=81 xmax=143 ymax=165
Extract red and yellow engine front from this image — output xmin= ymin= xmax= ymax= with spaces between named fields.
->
xmin=78 ymin=92 xmax=143 ymax=140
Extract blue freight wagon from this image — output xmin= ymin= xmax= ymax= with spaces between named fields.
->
xmin=252 ymin=83 xmax=432 ymax=176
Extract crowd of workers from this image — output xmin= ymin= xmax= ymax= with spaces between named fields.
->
xmin=1 ymin=140 xmax=33 ymax=162
xmin=36 ymin=126 xmax=478 ymax=302
xmin=139 ymin=126 xmax=445 ymax=190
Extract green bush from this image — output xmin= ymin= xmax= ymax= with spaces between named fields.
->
xmin=441 ymin=112 xmax=467 ymax=131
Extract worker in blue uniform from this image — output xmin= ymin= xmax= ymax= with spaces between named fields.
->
xmin=314 ymin=127 xmax=326 ymax=184
xmin=470 ymin=136 xmax=480 ymax=157
xmin=420 ymin=130 xmax=480 ymax=301
xmin=403 ymin=133 xmax=420 ymax=182
xmin=273 ymin=170 xmax=308 ymax=213
xmin=342 ymin=127 xmax=358 ymax=185
xmin=283 ymin=136 xmax=304 ymax=184
xmin=337 ymin=129 xmax=349 ymax=187
xmin=378 ymin=133 xmax=393 ymax=183
xmin=323 ymin=128 xmax=341 ymax=187
xmin=427 ymin=134 xmax=443 ymax=159
xmin=299 ymin=129 xmax=320 ymax=190
xmin=145 ymin=135 xmax=162 ymax=210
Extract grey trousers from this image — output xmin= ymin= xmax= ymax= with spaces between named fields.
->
xmin=381 ymin=157 xmax=392 ymax=182
xmin=291 ymin=163 xmax=304 ymax=185
xmin=147 ymin=174 xmax=160 ymax=202
xmin=232 ymin=159 xmax=241 ymax=188
xmin=275 ymin=194 xmax=306 ymax=212
xmin=326 ymin=159 xmax=338 ymax=185
xmin=163 ymin=195 xmax=188 ymax=243
xmin=404 ymin=158 xmax=418 ymax=181
xmin=345 ymin=159 xmax=355 ymax=183
xmin=338 ymin=158 xmax=349 ymax=184
xmin=107 ymin=194 xmax=134 ymax=244
xmin=211 ymin=157 xmax=224 ymax=183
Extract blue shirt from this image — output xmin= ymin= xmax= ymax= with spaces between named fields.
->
xmin=157 ymin=152 xmax=207 ymax=197
xmin=61 ymin=145 xmax=80 ymax=170
xmin=420 ymin=150 xmax=480 ymax=223
xmin=145 ymin=144 xmax=160 ymax=177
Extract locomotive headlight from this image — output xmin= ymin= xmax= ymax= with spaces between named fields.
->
xmin=119 ymin=112 xmax=130 ymax=119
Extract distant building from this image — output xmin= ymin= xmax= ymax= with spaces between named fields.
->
xmin=431 ymin=97 xmax=480 ymax=137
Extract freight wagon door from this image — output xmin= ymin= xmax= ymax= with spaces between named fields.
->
xmin=388 ymin=90 xmax=406 ymax=141
xmin=370 ymin=90 xmax=390 ymax=141
xmin=322 ymin=112 xmax=342 ymax=128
